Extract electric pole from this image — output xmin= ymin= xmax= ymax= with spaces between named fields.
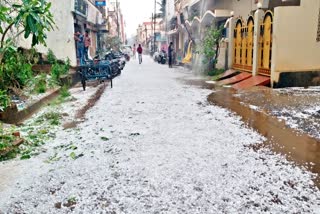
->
xmin=154 ymin=0 xmax=156 ymax=53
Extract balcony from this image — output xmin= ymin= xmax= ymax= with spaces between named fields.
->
xmin=75 ymin=0 xmax=88 ymax=17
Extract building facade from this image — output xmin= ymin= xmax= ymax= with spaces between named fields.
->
xmin=136 ymin=19 xmax=162 ymax=52
xmin=107 ymin=0 xmax=126 ymax=44
xmin=74 ymin=0 xmax=108 ymax=59
xmin=169 ymin=0 xmax=320 ymax=87
xmin=10 ymin=0 xmax=109 ymax=66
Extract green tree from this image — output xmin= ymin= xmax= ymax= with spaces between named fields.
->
xmin=0 ymin=0 xmax=55 ymax=62
xmin=199 ymin=25 xmax=224 ymax=70
xmin=157 ymin=0 xmax=166 ymax=18
xmin=0 ymin=0 xmax=55 ymax=110
xmin=105 ymin=36 xmax=122 ymax=51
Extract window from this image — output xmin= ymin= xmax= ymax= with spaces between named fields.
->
xmin=217 ymin=20 xmax=227 ymax=38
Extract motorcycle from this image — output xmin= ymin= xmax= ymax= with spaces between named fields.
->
xmin=104 ymin=51 xmax=126 ymax=73
xmin=158 ymin=50 xmax=167 ymax=64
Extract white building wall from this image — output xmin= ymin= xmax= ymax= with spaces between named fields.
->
xmin=214 ymin=0 xmax=258 ymax=19
xmin=271 ymin=0 xmax=320 ymax=83
xmin=17 ymin=0 xmax=77 ymax=66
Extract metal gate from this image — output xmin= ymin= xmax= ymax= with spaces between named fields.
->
xmin=233 ymin=17 xmax=254 ymax=72
xmin=258 ymin=11 xmax=273 ymax=76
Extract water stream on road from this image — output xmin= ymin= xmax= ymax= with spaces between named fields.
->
xmin=183 ymin=79 xmax=320 ymax=188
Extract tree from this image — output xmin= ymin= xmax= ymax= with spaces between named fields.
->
xmin=0 ymin=0 xmax=55 ymax=63
xmin=105 ymin=36 xmax=122 ymax=51
xmin=0 ymin=0 xmax=55 ymax=110
xmin=156 ymin=0 xmax=166 ymax=18
xmin=199 ymin=25 xmax=224 ymax=70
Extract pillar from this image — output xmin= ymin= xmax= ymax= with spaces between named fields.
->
xmin=252 ymin=8 xmax=264 ymax=76
xmin=227 ymin=16 xmax=235 ymax=69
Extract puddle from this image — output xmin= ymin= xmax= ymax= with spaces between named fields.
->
xmin=208 ymin=88 xmax=320 ymax=187
xmin=183 ymin=78 xmax=320 ymax=187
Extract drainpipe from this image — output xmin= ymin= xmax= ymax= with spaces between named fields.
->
xmin=252 ymin=3 xmax=264 ymax=76
xmin=227 ymin=11 xmax=235 ymax=69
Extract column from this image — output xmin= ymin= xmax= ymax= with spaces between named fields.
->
xmin=227 ymin=16 xmax=235 ymax=69
xmin=252 ymin=8 xmax=264 ymax=76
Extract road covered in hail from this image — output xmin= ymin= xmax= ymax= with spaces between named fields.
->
xmin=0 ymin=57 xmax=319 ymax=213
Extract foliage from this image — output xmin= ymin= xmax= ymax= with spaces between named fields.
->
xmin=0 ymin=0 xmax=55 ymax=50
xmin=60 ymin=85 xmax=70 ymax=98
xmin=34 ymin=73 xmax=47 ymax=94
xmin=0 ymin=0 xmax=55 ymax=109
xmin=208 ymin=68 xmax=225 ymax=77
xmin=45 ymin=152 xmax=60 ymax=163
xmin=47 ymin=49 xmax=56 ymax=64
xmin=104 ymin=36 xmax=122 ymax=51
xmin=0 ymin=105 xmax=64 ymax=161
xmin=69 ymin=152 xmax=76 ymax=160
xmin=69 ymin=152 xmax=83 ymax=160
xmin=43 ymin=111 xmax=61 ymax=125
xmin=0 ymin=134 xmax=14 ymax=150
xmin=0 ymin=49 xmax=34 ymax=91
xmin=156 ymin=0 xmax=166 ymax=18
xmin=0 ymin=89 xmax=10 ymax=111
xmin=51 ymin=61 xmax=69 ymax=83
xmin=0 ymin=124 xmax=20 ymax=161
xmin=65 ymin=58 xmax=71 ymax=70
xmin=198 ymin=26 xmax=224 ymax=69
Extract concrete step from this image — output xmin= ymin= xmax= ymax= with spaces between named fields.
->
xmin=217 ymin=72 xmax=252 ymax=86
xmin=217 ymin=69 xmax=239 ymax=80
xmin=232 ymin=75 xmax=270 ymax=90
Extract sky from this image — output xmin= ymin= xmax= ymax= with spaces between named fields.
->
xmin=119 ymin=0 xmax=158 ymax=38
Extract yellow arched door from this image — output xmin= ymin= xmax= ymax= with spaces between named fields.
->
xmin=259 ymin=12 xmax=273 ymax=76
xmin=234 ymin=20 xmax=242 ymax=66
xmin=246 ymin=18 xmax=254 ymax=69
xmin=241 ymin=26 xmax=247 ymax=67
xmin=233 ymin=18 xmax=254 ymax=72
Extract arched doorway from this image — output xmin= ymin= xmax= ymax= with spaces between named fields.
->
xmin=246 ymin=17 xmax=254 ymax=69
xmin=258 ymin=11 xmax=273 ymax=76
xmin=233 ymin=19 xmax=243 ymax=67
xmin=233 ymin=17 xmax=254 ymax=72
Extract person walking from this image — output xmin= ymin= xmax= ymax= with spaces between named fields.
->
xmin=132 ymin=44 xmax=136 ymax=59
xmin=168 ymin=42 xmax=174 ymax=68
xmin=84 ymin=30 xmax=91 ymax=60
xmin=74 ymin=31 xmax=85 ymax=65
xmin=137 ymin=44 xmax=143 ymax=64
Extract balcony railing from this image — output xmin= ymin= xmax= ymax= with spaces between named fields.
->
xmin=75 ymin=0 xmax=88 ymax=17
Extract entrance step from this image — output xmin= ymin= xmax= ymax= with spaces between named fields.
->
xmin=220 ymin=69 xmax=239 ymax=79
xmin=218 ymin=69 xmax=239 ymax=80
xmin=232 ymin=75 xmax=270 ymax=90
xmin=217 ymin=72 xmax=252 ymax=86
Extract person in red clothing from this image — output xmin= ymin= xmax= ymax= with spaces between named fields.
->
xmin=137 ymin=44 xmax=143 ymax=64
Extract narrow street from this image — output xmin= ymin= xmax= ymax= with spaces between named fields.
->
xmin=1 ymin=57 xmax=320 ymax=213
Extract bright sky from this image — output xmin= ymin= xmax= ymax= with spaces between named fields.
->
xmin=119 ymin=0 xmax=157 ymax=37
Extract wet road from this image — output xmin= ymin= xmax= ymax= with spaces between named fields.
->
xmin=207 ymin=87 xmax=320 ymax=187
xmin=0 ymin=57 xmax=320 ymax=213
